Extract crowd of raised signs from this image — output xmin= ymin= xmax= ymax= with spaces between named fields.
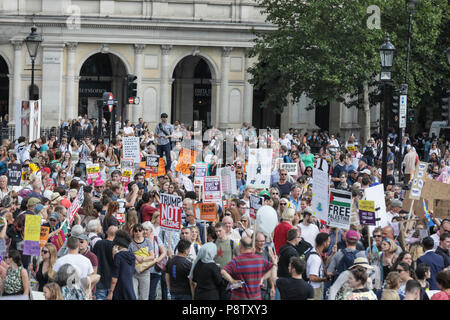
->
xmin=0 ymin=114 xmax=448 ymax=300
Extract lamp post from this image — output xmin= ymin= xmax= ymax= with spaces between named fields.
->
xmin=24 ymin=25 xmax=42 ymax=100
xmin=380 ymin=35 xmax=396 ymax=187
xmin=398 ymin=0 xmax=418 ymax=182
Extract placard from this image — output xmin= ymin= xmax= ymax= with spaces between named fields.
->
xmin=364 ymin=184 xmax=388 ymax=228
xmin=280 ymin=163 xmax=298 ymax=176
xmin=358 ymin=200 xmax=376 ymax=226
xmin=40 ymin=226 xmax=50 ymax=248
xmin=49 ymin=229 xmax=65 ymax=251
xmin=247 ymin=148 xmax=272 ymax=189
xmin=121 ymin=158 xmax=134 ymax=186
xmin=203 ymin=176 xmax=222 ymax=204
xmin=249 ymin=194 xmax=264 ymax=220
xmin=193 ymin=203 xmax=217 ymax=222
xmin=218 ymin=166 xmax=237 ymax=197
xmin=86 ymin=163 xmax=100 ymax=185
xmin=194 ymin=163 xmax=208 ymax=185
xmin=327 ymin=189 xmax=352 ymax=229
xmin=176 ymin=148 xmax=196 ymax=175
xmin=146 ymin=155 xmax=160 ymax=177
xmin=7 ymin=163 xmax=22 ymax=186
xmin=409 ymin=162 xmax=428 ymax=200
xmin=122 ymin=136 xmax=141 ymax=164
xmin=160 ymin=193 xmax=182 ymax=232
xmin=312 ymin=159 xmax=330 ymax=223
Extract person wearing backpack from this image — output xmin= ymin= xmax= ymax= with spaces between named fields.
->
xmin=326 ymin=230 xmax=366 ymax=285
xmin=306 ymin=232 xmax=330 ymax=300
xmin=278 ymin=228 xmax=301 ymax=278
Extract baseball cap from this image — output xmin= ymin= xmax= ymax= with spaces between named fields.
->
xmin=361 ymin=169 xmax=371 ymax=175
xmin=49 ymin=212 xmax=59 ymax=221
xmin=33 ymin=203 xmax=45 ymax=215
xmin=346 ymin=230 xmax=360 ymax=241
xmin=391 ymin=199 xmax=402 ymax=208
xmin=258 ymin=190 xmax=271 ymax=200
xmin=41 ymin=167 xmax=51 ymax=175
xmin=303 ymin=207 xmax=313 ymax=216
xmin=160 ymin=113 xmax=168 ymax=118
xmin=27 ymin=197 xmax=41 ymax=207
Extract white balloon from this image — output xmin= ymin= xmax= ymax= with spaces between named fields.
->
xmin=256 ymin=205 xmax=278 ymax=235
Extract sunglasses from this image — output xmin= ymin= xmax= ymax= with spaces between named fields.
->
xmin=135 ymin=229 xmax=144 ymax=233
xmin=280 ymin=203 xmax=287 ymax=206
xmin=42 ymin=250 xmax=49 ymax=254
xmin=280 ymin=173 xmax=287 ymax=176
xmin=186 ymin=214 xmax=194 ymax=217
xmin=374 ymin=235 xmax=382 ymax=238
xmin=396 ymin=269 xmax=405 ymax=272
xmin=271 ymin=192 xmax=279 ymax=195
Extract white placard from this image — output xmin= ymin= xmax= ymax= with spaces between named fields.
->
xmin=280 ymin=163 xmax=298 ymax=176
xmin=364 ymin=184 xmax=388 ymax=229
xmin=122 ymin=136 xmax=141 ymax=164
xmin=247 ymin=148 xmax=272 ymax=189
xmin=312 ymin=164 xmax=330 ymax=223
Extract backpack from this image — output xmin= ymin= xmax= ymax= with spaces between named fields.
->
xmin=214 ymin=239 xmax=235 ymax=258
xmin=335 ymin=249 xmax=359 ymax=279
xmin=300 ymin=248 xmax=319 ymax=282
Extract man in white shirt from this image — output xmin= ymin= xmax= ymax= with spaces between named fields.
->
xmin=222 ymin=215 xmax=241 ymax=245
xmin=298 ymin=207 xmax=320 ymax=247
xmin=386 ymin=199 xmax=402 ymax=225
xmin=53 ymin=236 xmax=94 ymax=279
xmin=328 ymin=134 xmax=340 ymax=154
xmin=306 ymin=232 xmax=330 ymax=300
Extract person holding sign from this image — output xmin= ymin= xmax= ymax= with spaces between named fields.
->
xmin=154 ymin=113 xmax=174 ymax=172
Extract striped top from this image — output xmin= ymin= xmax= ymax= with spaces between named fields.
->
xmin=223 ymin=252 xmax=273 ymax=300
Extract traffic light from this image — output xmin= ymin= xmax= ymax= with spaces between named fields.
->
xmin=407 ymin=108 xmax=415 ymax=122
xmin=442 ymin=96 xmax=450 ymax=122
xmin=391 ymin=93 xmax=399 ymax=127
xmin=126 ymin=74 xmax=137 ymax=103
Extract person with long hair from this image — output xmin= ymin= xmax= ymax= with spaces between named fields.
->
xmin=379 ymin=238 xmax=399 ymax=284
xmin=415 ymin=263 xmax=431 ymax=300
xmin=43 ymin=282 xmax=63 ymax=300
xmin=95 ymin=137 xmax=107 ymax=157
xmin=151 ymin=211 xmax=161 ymax=237
xmin=102 ymin=201 xmax=120 ymax=232
xmin=61 ymin=151 xmax=74 ymax=176
xmin=343 ymin=266 xmax=377 ymax=300
xmin=381 ymin=271 xmax=402 ymax=300
xmin=0 ymin=249 xmax=30 ymax=297
xmin=29 ymin=243 xmax=58 ymax=292
xmin=123 ymin=209 xmax=139 ymax=237
xmin=105 ymin=146 xmax=120 ymax=173
xmin=396 ymin=262 xmax=415 ymax=299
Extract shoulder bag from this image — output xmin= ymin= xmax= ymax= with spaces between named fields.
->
xmin=133 ymin=240 xmax=156 ymax=273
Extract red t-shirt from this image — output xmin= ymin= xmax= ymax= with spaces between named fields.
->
xmin=141 ymin=204 xmax=157 ymax=222
xmin=273 ymin=221 xmax=293 ymax=255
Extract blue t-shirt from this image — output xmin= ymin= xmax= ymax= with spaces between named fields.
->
xmin=40 ymin=144 xmax=49 ymax=152
xmin=0 ymin=161 xmax=6 ymax=175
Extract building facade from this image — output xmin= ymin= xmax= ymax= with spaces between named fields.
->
xmin=0 ymin=0 xmax=379 ymax=141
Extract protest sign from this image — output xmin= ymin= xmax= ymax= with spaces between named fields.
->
xmin=23 ymin=214 xmax=41 ymax=256
xmin=194 ymin=163 xmax=208 ymax=185
xmin=247 ymin=148 xmax=272 ymax=189
xmin=409 ymin=162 xmax=428 ymax=200
xmin=312 ymin=159 xmax=330 ymax=223
xmin=249 ymin=194 xmax=264 ymax=220
xmin=40 ymin=226 xmax=49 ymax=248
xmin=421 ymin=179 xmax=450 ymax=218
xmin=121 ymin=158 xmax=134 ymax=186
xmin=364 ymin=184 xmax=388 ymax=228
xmin=86 ymin=163 xmax=100 ymax=185
xmin=327 ymin=189 xmax=352 ymax=229
xmin=280 ymin=163 xmax=298 ymax=176
xmin=160 ymin=193 xmax=182 ymax=232
xmin=49 ymin=229 xmax=65 ymax=251
xmin=182 ymin=175 xmax=194 ymax=192
xmin=122 ymin=136 xmax=140 ymax=164
xmin=158 ymin=157 xmax=166 ymax=176
xmin=176 ymin=148 xmax=196 ymax=175
xmin=203 ymin=176 xmax=222 ymax=204
xmin=67 ymin=187 xmax=84 ymax=224
xmin=146 ymin=155 xmax=160 ymax=177
xmin=193 ymin=203 xmax=217 ymax=222
xmin=358 ymin=200 xmax=376 ymax=226
xmin=7 ymin=163 xmax=22 ymax=186
xmin=218 ymin=166 xmax=237 ymax=197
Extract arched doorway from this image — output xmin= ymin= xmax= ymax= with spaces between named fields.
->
xmin=78 ymin=53 xmax=127 ymax=123
xmin=0 ymin=56 xmax=9 ymax=121
xmin=171 ymin=56 xmax=215 ymax=128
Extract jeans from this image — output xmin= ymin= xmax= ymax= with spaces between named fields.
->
xmin=157 ymin=143 xmax=172 ymax=172
xmin=172 ymin=294 xmax=192 ymax=300
xmin=160 ymin=271 xmax=169 ymax=300
xmin=149 ymin=273 xmax=161 ymax=300
xmin=95 ymin=289 xmax=109 ymax=300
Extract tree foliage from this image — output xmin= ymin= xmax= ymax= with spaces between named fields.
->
xmin=249 ymin=0 xmax=449 ymax=114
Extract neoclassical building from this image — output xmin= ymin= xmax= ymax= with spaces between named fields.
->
xmin=0 ymin=0 xmax=379 ymax=140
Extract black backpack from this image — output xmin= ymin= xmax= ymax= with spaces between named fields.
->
xmin=334 ymin=249 xmax=359 ymax=281
xmin=300 ymin=248 xmax=319 ymax=282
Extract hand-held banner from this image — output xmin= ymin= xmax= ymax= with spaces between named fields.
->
xmin=23 ymin=214 xmax=42 ymax=256
xmin=327 ymin=189 xmax=352 ymax=229
xmin=193 ymin=203 xmax=217 ymax=222
xmin=160 ymin=193 xmax=182 ymax=232
xmin=67 ymin=187 xmax=84 ymax=224
xmin=249 ymin=194 xmax=264 ymax=220
xmin=203 ymin=176 xmax=222 ymax=203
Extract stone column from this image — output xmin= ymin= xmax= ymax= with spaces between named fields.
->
xmin=219 ymin=47 xmax=232 ymax=128
xmin=160 ymin=44 xmax=172 ymax=118
xmin=65 ymin=42 xmax=77 ymax=121
xmin=11 ymin=40 xmax=22 ymax=127
xmin=133 ymin=44 xmax=145 ymax=122
xmin=243 ymin=50 xmax=253 ymax=125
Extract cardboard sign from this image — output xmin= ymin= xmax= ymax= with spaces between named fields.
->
xmin=203 ymin=176 xmax=222 ymax=204
xmin=121 ymin=158 xmax=134 ymax=186
xmin=160 ymin=193 xmax=182 ymax=232
xmin=364 ymin=184 xmax=388 ymax=228
xmin=280 ymin=163 xmax=298 ymax=176
xmin=358 ymin=200 xmax=376 ymax=226
xmin=49 ymin=229 xmax=65 ymax=251
xmin=249 ymin=194 xmax=264 ymax=220
xmin=7 ymin=163 xmax=22 ymax=186
xmin=122 ymin=136 xmax=141 ymax=164
xmin=193 ymin=203 xmax=217 ymax=222
xmin=176 ymin=148 xmax=196 ymax=175
xmin=86 ymin=163 xmax=100 ymax=185
xmin=312 ymin=159 xmax=330 ymax=223
xmin=24 ymin=215 xmax=41 ymax=242
xmin=421 ymin=179 xmax=450 ymax=218
xmin=146 ymin=155 xmax=160 ymax=177
xmin=40 ymin=226 xmax=50 ymax=248
xmin=327 ymin=189 xmax=352 ymax=229
xmin=409 ymin=162 xmax=428 ymax=200
xmin=218 ymin=166 xmax=237 ymax=197
xmin=194 ymin=163 xmax=208 ymax=186
xmin=247 ymin=148 xmax=272 ymax=189
xmin=182 ymin=175 xmax=194 ymax=192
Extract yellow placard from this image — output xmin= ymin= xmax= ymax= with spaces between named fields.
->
xmin=358 ymin=200 xmax=375 ymax=212
xmin=24 ymin=214 xmax=42 ymax=242
xmin=86 ymin=164 xmax=100 ymax=174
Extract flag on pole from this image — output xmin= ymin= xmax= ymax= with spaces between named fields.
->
xmin=67 ymin=187 xmax=84 ymax=224
xmin=423 ymin=199 xmax=435 ymax=228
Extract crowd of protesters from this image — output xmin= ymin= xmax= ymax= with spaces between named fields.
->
xmin=0 ymin=113 xmax=448 ymax=301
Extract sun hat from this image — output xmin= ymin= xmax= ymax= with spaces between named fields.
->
xmin=349 ymin=257 xmax=374 ymax=270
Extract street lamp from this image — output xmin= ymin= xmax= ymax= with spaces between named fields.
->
xmin=24 ymin=25 xmax=42 ymax=100
xmin=380 ymin=35 xmax=395 ymax=187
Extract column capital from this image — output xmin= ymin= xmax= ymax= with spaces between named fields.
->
xmin=222 ymin=47 xmax=233 ymax=57
xmin=161 ymin=45 xmax=173 ymax=55
xmin=134 ymin=44 xmax=146 ymax=54
xmin=11 ymin=40 xmax=23 ymax=50
xmin=66 ymin=42 xmax=78 ymax=52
